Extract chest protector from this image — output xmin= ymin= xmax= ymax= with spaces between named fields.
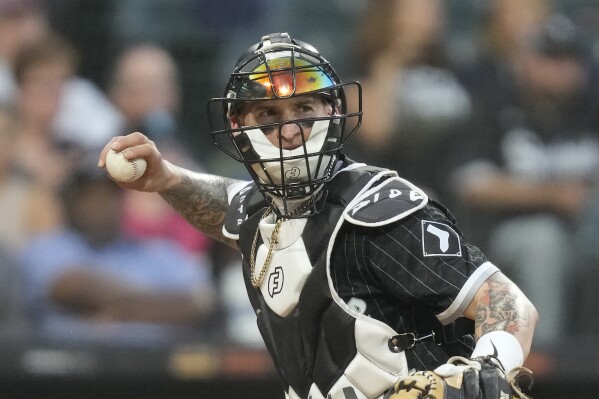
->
xmin=223 ymin=161 xmax=429 ymax=399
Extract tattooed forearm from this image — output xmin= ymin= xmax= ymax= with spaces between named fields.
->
xmin=475 ymin=273 xmax=531 ymax=336
xmin=160 ymin=171 xmax=240 ymax=248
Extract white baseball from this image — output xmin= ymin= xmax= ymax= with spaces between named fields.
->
xmin=105 ymin=149 xmax=147 ymax=182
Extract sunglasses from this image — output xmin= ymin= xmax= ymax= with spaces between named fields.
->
xmin=240 ymin=57 xmax=335 ymax=99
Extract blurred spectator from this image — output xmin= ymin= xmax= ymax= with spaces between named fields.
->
xmin=448 ymin=14 xmax=599 ymax=348
xmin=108 ymin=43 xmax=212 ymax=259
xmin=0 ymin=0 xmax=48 ymax=103
xmin=20 ymin=162 xmax=216 ymax=346
xmin=0 ymin=2 xmax=122 ymax=149
xmin=12 ymin=33 xmax=84 ymax=195
xmin=0 ymin=107 xmax=33 ymax=336
xmin=457 ymin=0 xmax=551 ymax=113
xmin=109 ymin=43 xmax=180 ymax=143
xmin=0 ymin=104 xmax=59 ymax=251
xmin=10 ymin=33 xmax=79 ymax=243
xmin=11 ymin=32 xmax=124 ymax=240
xmin=346 ymin=0 xmax=471 ymax=197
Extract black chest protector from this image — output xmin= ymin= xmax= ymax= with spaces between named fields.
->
xmin=223 ymin=161 xmax=431 ymax=399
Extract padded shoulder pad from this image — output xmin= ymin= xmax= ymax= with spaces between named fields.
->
xmin=223 ymin=182 xmax=262 ymax=240
xmin=344 ymin=176 xmax=428 ymax=226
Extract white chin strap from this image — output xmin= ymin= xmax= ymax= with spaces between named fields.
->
xmin=245 ymin=120 xmax=332 ymax=193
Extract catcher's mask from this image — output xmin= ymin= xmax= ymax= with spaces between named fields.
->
xmin=208 ymin=32 xmax=362 ymax=218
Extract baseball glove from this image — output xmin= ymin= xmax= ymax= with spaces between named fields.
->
xmin=385 ymin=355 xmax=534 ymax=399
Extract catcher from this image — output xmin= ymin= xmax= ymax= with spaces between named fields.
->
xmin=98 ymin=33 xmax=538 ymax=399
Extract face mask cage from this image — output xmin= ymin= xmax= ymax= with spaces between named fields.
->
xmin=233 ymin=116 xmax=340 ymax=198
xmin=207 ymin=39 xmax=362 ymax=217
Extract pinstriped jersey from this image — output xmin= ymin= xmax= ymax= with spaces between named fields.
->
xmin=331 ymin=199 xmax=493 ymax=370
xmin=223 ymin=158 xmax=497 ymax=399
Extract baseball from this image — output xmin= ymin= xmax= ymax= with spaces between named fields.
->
xmin=105 ymin=149 xmax=147 ymax=182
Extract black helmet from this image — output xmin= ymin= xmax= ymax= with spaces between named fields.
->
xmin=208 ymin=32 xmax=362 ymax=218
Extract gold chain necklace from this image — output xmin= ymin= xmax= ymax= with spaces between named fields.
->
xmin=250 ymin=208 xmax=282 ymax=288
xmin=249 ymin=199 xmax=314 ymax=288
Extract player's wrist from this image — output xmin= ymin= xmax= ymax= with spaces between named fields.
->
xmin=159 ymin=160 xmax=185 ymax=191
xmin=471 ymin=331 xmax=524 ymax=371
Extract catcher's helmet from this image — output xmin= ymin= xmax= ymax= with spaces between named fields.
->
xmin=208 ymin=32 xmax=362 ymax=218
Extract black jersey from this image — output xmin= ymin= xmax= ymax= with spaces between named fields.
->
xmin=331 ymin=200 xmax=491 ymax=370
xmin=223 ymin=159 xmax=498 ymax=398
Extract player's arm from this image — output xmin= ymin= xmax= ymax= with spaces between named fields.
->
xmin=98 ymin=132 xmax=241 ymax=248
xmin=388 ymin=272 xmax=538 ymax=399
xmin=463 ymin=271 xmax=539 ymax=367
xmin=159 ymin=167 xmax=239 ymax=248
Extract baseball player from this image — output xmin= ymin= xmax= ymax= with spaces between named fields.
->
xmin=99 ymin=33 xmax=538 ymax=399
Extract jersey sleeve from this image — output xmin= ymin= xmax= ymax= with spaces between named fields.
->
xmin=363 ymin=203 xmax=498 ymax=325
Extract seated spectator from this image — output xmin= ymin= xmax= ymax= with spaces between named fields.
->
xmin=19 ymin=161 xmax=216 ymax=347
xmin=12 ymin=32 xmax=83 ymax=192
xmin=108 ymin=43 xmax=212 ymax=259
xmin=109 ymin=43 xmax=180 ymax=144
xmin=0 ymin=104 xmax=59 ymax=251
xmin=346 ymin=0 xmax=471 ymax=198
xmin=0 ymin=0 xmax=48 ymax=103
xmin=456 ymin=0 xmax=550 ymax=107
xmin=0 ymin=4 xmax=122 ymax=150
xmin=448 ymin=14 xmax=599 ymax=349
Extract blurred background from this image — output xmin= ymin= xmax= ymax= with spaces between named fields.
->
xmin=0 ymin=0 xmax=597 ymax=397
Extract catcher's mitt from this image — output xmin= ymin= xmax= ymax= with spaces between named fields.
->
xmin=385 ymin=355 xmax=533 ymax=399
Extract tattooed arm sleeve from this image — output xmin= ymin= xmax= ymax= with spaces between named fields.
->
xmin=159 ymin=168 xmax=242 ymax=249
xmin=465 ymin=272 xmax=538 ymax=360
